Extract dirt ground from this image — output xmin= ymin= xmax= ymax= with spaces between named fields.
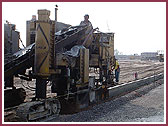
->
xmin=4 ymin=59 xmax=164 ymax=122
xmin=13 ymin=59 xmax=164 ymax=102
xmin=119 ymin=60 xmax=164 ymax=84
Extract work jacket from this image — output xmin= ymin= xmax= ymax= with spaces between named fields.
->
xmin=80 ymin=20 xmax=93 ymax=34
xmin=115 ymin=60 xmax=119 ymax=70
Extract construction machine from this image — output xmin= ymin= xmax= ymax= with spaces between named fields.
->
xmin=4 ymin=8 xmax=115 ymax=121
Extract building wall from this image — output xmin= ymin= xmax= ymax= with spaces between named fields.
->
xmin=141 ymin=52 xmax=158 ymax=60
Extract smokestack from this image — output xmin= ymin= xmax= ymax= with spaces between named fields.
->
xmin=55 ymin=5 xmax=58 ymax=33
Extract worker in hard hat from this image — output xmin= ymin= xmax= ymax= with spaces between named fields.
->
xmin=115 ymin=59 xmax=120 ymax=83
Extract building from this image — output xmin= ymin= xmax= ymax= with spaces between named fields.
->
xmin=141 ymin=52 xmax=158 ymax=60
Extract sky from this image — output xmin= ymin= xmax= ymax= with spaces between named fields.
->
xmin=2 ymin=2 xmax=166 ymax=55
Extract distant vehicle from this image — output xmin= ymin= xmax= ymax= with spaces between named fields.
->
xmin=157 ymin=54 xmax=164 ymax=62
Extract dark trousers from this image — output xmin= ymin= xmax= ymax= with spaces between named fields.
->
xmin=115 ymin=69 xmax=120 ymax=82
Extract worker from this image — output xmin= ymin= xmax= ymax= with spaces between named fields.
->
xmin=134 ymin=72 xmax=138 ymax=80
xmin=115 ymin=59 xmax=120 ymax=83
xmin=79 ymin=14 xmax=94 ymax=46
xmin=80 ymin=14 xmax=93 ymax=28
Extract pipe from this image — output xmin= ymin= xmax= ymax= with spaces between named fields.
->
xmin=55 ymin=5 xmax=58 ymax=33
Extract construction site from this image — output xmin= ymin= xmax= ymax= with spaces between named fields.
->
xmin=3 ymin=6 xmax=164 ymax=122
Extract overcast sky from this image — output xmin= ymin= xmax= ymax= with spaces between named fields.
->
xmin=2 ymin=2 xmax=166 ymax=55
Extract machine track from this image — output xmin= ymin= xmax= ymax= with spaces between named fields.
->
xmin=4 ymin=98 xmax=61 ymax=122
xmin=4 ymin=88 xmax=26 ymax=108
xmin=16 ymin=98 xmax=60 ymax=121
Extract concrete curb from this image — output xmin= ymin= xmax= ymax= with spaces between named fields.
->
xmin=108 ymin=73 xmax=164 ymax=98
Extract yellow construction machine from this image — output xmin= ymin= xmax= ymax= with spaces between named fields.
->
xmin=4 ymin=8 xmax=115 ymax=121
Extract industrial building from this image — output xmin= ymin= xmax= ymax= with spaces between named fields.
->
xmin=141 ymin=52 xmax=158 ymax=60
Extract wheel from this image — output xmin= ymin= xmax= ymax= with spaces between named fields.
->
xmin=51 ymin=99 xmax=61 ymax=114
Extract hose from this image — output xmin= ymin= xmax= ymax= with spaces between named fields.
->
xmin=19 ymin=37 xmax=26 ymax=48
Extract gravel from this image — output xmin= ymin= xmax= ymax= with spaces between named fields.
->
xmin=45 ymin=79 xmax=164 ymax=122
